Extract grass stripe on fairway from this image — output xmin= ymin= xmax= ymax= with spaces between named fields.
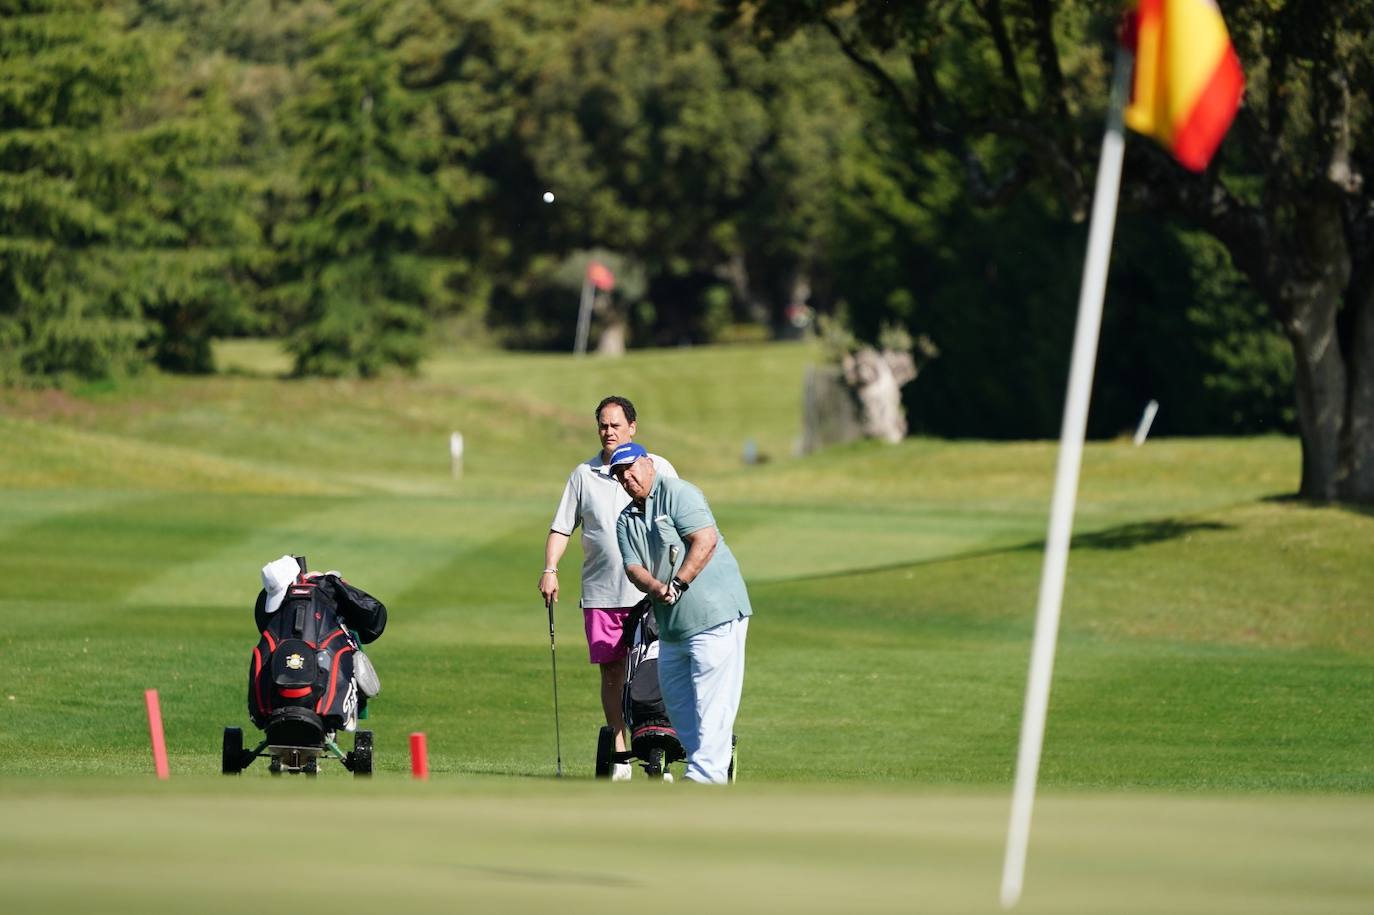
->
xmin=0 ymin=781 xmax=1369 ymax=914
xmin=0 ymin=415 xmax=333 ymax=494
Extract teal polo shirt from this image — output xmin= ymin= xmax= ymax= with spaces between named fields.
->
xmin=616 ymin=475 xmax=752 ymax=642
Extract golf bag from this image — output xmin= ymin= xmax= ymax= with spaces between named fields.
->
xmin=603 ymin=598 xmax=735 ymax=782
xmin=593 ymin=598 xmax=686 ymax=779
xmin=248 ymin=572 xmax=387 ymax=737
xmin=622 ymin=599 xmax=678 ymax=745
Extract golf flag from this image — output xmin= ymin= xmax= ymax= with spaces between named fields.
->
xmin=1123 ymin=0 xmax=1244 ymax=171
xmin=587 ymin=261 xmax=615 ymax=292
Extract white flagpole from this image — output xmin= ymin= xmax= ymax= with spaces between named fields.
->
xmin=1000 ymin=46 xmax=1134 ymax=910
xmin=574 ymin=271 xmax=594 ymax=356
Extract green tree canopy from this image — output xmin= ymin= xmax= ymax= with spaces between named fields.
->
xmin=463 ymin=0 xmax=869 ymax=348
xmin=270 ymin=0 xmax=476 ymax=377
xmin=0 ymin=0 xmax=254 ymax=381
xmin=724 ymin=0 xmax=1369 ymax=499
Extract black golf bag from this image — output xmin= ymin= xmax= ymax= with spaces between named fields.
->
xmin=248 ymin=571 xmax=387 ymax=745
xmin=621 ymin=599 xmax=684 ymax=767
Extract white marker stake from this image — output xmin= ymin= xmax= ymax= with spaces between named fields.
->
xmin=1000 ymin=48 xmax=1133 ymax=910
xmin=1133 ymin=399 xmax=1159 ymax=446
xmin=450 ymin=431 xmax=464 ymax=479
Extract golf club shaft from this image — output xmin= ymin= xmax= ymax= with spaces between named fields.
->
xmin=546 ymin=597 xmax=563 ymax=777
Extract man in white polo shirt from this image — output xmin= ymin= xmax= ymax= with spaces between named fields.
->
xmin=539 ymin=396 xmax=677 ymax=780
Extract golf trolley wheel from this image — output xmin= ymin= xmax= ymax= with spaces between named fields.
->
xmin=728 ymin=734 xmax=737 ymax=784
xmin=269 ymin=758 xmax=283 ymax=776
xmin=644 ymin=747 xmax=664 ymax=779
xmin=594 ymin=726 xmax=615 ymax=779
xmin=303 ymin=759 xmax=318 ymax=777
xmin=222 ymin=727 xmax=244 ymax=775
xmin=349 ymin=730 xmax=373 ymax=777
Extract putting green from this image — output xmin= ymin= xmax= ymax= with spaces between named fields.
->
xmin=0 ymin=780 xmax=1369 ymax=914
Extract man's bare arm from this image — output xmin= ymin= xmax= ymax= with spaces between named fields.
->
xmin=539 ymin=530 xmax=570 ymax=606
xmin=675 ymin=526 xmax=718 ymax=584
xmin=624 ymin=563 xmax=669 ymax=601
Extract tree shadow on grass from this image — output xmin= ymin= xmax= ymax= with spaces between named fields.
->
xmin=1263 ymin=491 xmax=1374 ymax=522
xmin=1059 ymin=518 xmax=1232 ymax=552
xmin=772 ymin=517 xmax=1234 ymax=585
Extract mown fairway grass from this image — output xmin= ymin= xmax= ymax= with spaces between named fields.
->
xmin=1 ymin=341 xmax=1371 ymax=912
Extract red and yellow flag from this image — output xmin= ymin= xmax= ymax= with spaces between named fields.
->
xmin=1124 ymin=0 xmax=1245 ymax=171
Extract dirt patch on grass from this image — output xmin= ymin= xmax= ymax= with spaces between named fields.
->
xmin=0 ymin=388 xmax=98 ymax=422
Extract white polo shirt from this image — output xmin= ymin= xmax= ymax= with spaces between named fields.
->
xmin=550 ymin=452 xmax=677 ymax=608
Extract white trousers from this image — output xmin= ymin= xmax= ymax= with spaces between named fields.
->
xmin=658 ymin=615 xmax=749 ymax=784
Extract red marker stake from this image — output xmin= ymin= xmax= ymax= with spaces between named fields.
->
xmin=144 ymin=689 xmax=170 ymax=780
xmin=409 ymin=732 xmax=429 ymax=780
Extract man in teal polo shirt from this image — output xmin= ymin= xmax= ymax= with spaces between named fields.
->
xmin=610 ymin=442 xmax=751 ymax=784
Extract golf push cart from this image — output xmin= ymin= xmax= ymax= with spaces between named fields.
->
xmin=222 ymin=712 xmax=373 ymax=777
xmin=222 ymin=555 xmax=387 ymax=777
xmin=595 ymin=597 xmax=736 ymax=782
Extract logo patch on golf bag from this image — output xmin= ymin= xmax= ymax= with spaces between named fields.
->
xmin=271 ymin=639 xmax=316 ymax=690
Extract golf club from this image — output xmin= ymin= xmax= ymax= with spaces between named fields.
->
xmin=546 ymin=593 xmax=563 ymax=778
xmin=668 ymin=545 xmax=681 ymax=603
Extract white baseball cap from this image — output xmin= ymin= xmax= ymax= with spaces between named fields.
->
xmin=261 ymin=555 xmax=301 ymax=614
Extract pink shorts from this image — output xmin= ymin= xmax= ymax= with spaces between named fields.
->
xmin=584 ymin=607 xmax=636 ymax=664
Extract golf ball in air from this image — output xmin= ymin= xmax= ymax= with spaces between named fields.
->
xmin=542 ymin=191 xmax=555 ymax=203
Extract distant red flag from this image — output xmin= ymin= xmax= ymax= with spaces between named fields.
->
xmin=1123 ymin=0 xmax=1244 ymax=172
xmin=587 ymin=261 xmax=615 ymax=292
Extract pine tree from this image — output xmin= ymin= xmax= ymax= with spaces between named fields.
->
xmin=272 ymin=0 xmax=464 ymax=377
xmin=0 ymin=0 xmax=256 ymax=382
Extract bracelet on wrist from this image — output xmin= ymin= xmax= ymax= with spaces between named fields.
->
xmin=671 ymin=576 xmax=690 ymax=592
xmin=542 ymin=568 xmax=558 ymax=574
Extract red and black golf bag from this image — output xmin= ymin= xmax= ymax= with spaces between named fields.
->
xmin=248 ymin=569 xmax=387 ymax=743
